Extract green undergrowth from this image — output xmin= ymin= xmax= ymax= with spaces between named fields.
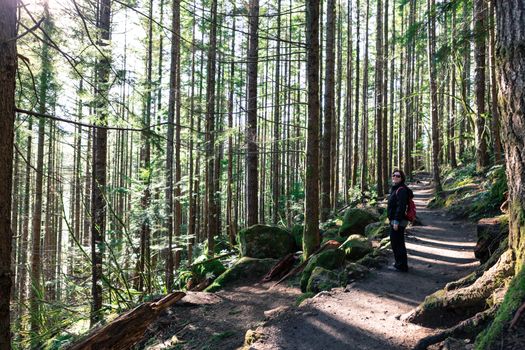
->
xmin=430 ymin=164 xmax=507 ymax=221
xmin=475 ymin=266 xmax=525 ymax=349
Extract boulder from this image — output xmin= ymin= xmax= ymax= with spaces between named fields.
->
xmin=306 ymin=267 xmax=347 ymax=294
xmin=364 ymin=222 xmax=390 ymax=240
xmin=238 ymin=224 xmax=296 ymax=259
xmin=300 ymin=248 xmax=346 ymax=292
xmin=205 ymin=257 xmax=277 ymax=292
xmin=345 ymin=263 xmax=369 ymax=280
xmin=339 ymin=208 xmax=379 ymax=237
xmin=475 ymin=216 xmax=508 ymax=264
xmin=340 ymin=234 xmax=373 ymax=261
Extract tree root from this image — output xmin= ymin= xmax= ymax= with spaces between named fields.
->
xmin=413 ymin=305 xmax=498 ymax=350
xmin=510 ymin=301 xmax=525 ymax=328
xmin=445 ymin=237 xmax=508 ymax=292
xmin=407 ymin=250 xmax=514 ymax=328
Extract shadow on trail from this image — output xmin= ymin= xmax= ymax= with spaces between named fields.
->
xmin=271 ymin=308 xmax=403 ymax=350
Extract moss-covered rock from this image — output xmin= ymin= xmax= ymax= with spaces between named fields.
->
xmin=300 ymin=248 xmax=346 ymax=291
xmin=306 ymin=267 xmax=347 ymax=293
xmin=238 ymin=224 xmax=296 ymax=259
xmin=205 ymin=257 xmax=277 ymax=292
xmin=345 ymin=262 xmax=369 ymax=280
xmin=191 ymin=255 xmax=227 ymax=280
xmin=339 ymin=208 xmax=379 ymax=237
xmin=357 ymin=250 xmax=389 ymax=268
xmin=340 ymin=234 xmax=373 ymax=261
xmin=364 ymin=222 xmax=390 ymax=240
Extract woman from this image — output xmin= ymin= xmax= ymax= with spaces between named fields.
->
xmin=387 ymin=169 xmax=412 ymax=272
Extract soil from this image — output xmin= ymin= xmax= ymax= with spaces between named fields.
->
xmin=138 ymin=180 xmax=480 ymax=350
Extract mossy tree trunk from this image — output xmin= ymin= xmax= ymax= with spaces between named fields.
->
xmin=475 ymin=2 xmax=525 ymax=347
xmin=495 ymin=0 xmax=525 ymax=268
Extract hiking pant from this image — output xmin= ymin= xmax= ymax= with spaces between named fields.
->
xmin=390 ymin=224 xmax=408 ymax=271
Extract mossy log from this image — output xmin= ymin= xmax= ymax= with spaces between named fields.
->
xmin=407 ymin=250 xmax=514 ymax=328
xmin=67 ymin=292 xmax=185 ymax=350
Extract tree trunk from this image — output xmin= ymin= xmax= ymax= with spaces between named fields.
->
xmin=321 ymin=0 xmax=336 ymax=220
xmin=352 ymin=0 xmax=361 ymax=188
xmin=30 ymin=4 xmax=52 ymax=336
xmin=360 ymin=0 xmax=370 ymax=192
xmin=205 ymin=0 xmax=218 ymax=252
xmin=304 ymin=0 xmax=320 ymax=258
xmin=489 ymin=0 xmax=502 ymax=164
xmin=474 ymin=0 xmax=489 ymax=171
xmin=246 ymin=0 xmax=259 ymax=227
xmin=165 ymin=0 xmax=180 ymax=288
xmin=426 ymin=0 xmax=442 ymax=192
xmin=375 ymin=0 xmax=384 ymax=197
xmin=271 ymin=1 xmax=281 ymax=224
xmin=0 ymin=0 xmax=17 ymax=346
xmin=91 ymin=0 xmax=111 ymax=325
xmin=495 ymin=0 xmax=525 ymax=264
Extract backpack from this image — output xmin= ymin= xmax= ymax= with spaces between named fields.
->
xmin=396 ymin=186 xmax=417 ymax=222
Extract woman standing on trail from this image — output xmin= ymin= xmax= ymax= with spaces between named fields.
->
xmin=387 ymin=169 xmax=412 ymax=272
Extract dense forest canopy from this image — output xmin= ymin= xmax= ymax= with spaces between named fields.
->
xmin=1 ymin=0 xmax=524 ymax=348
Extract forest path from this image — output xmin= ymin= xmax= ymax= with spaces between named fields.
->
xmin=139 ymin=180 xmax=479 ymax=350
xmin=249 ymin=179 xmax=479 ymax=350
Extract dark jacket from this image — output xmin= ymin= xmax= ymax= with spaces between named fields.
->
xmin=387 ymin=183 xmax=412 ymax=224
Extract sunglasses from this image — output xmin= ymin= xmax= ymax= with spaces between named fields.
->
xmin=392 ymin=174 xmax=402 ymax=178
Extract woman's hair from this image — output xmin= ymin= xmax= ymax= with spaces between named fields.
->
xmin=392 ymin=169 xmax=406 ymax=183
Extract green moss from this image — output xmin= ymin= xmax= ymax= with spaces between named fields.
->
xmin=338 ymin=208 xmax=379 ymax=236
xmin=300 ymin=249 xmax=346 ymax=292
xmin=475 ymin=267 xmax=525 ymax=350
xmin=340 ymin=235 xmax=373 ymax=261
xmin=421 ymin=289 xmax=447 ymax=309
xmin=205 ymin=257 xmax=277 ymax=292
xmin=306 ymin=267 xmax=347 ymax=293
xmin=238 ymin=224 xmax=296 ymax=258
xmin=295 ymin=292 xmax=315 ymax=306
xmin=191 ymin=255 xmax=227 ymax=280
xmin=364 ymin=222 xmax=389 ymax=240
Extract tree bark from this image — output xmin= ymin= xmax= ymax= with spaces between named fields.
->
xmin=495 ymin=0 xmax=525 ymax=264
xmin=426 ymin=0 xmax=442 ymax=192
xmin=304 ymin=0 xmax=320 ymax=258
xmin=165 ymin=0 xmax=180 ymax=288
xmin=375 ymin=0 xmax=384 ymax=197
xmin=474 ymin=0 xmax=489 ymax=171
xmin=321 ymin=0 xmax=336 ymax=220
xmin=91 ymin=0 xmax=111 ymax=326
xmin=0 ymin=0 xmax=17 ymax=347
xmin=246 ymin=0 xmax=259 ymax=227
xmin=205 ymin=0 xmax=218 ymax=252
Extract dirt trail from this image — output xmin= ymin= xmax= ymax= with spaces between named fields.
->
xmin=140 ymin=181 xmax=479 ymax=350
xmin=249 ymin=181 xmax=479 ymax=350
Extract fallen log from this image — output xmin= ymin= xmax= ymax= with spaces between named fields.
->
xmin=67 ymin=291 xmax=186 ymax=350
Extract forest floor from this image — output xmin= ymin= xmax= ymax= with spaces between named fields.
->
xmin=137 ymin=180 xmax=480 ymax=350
